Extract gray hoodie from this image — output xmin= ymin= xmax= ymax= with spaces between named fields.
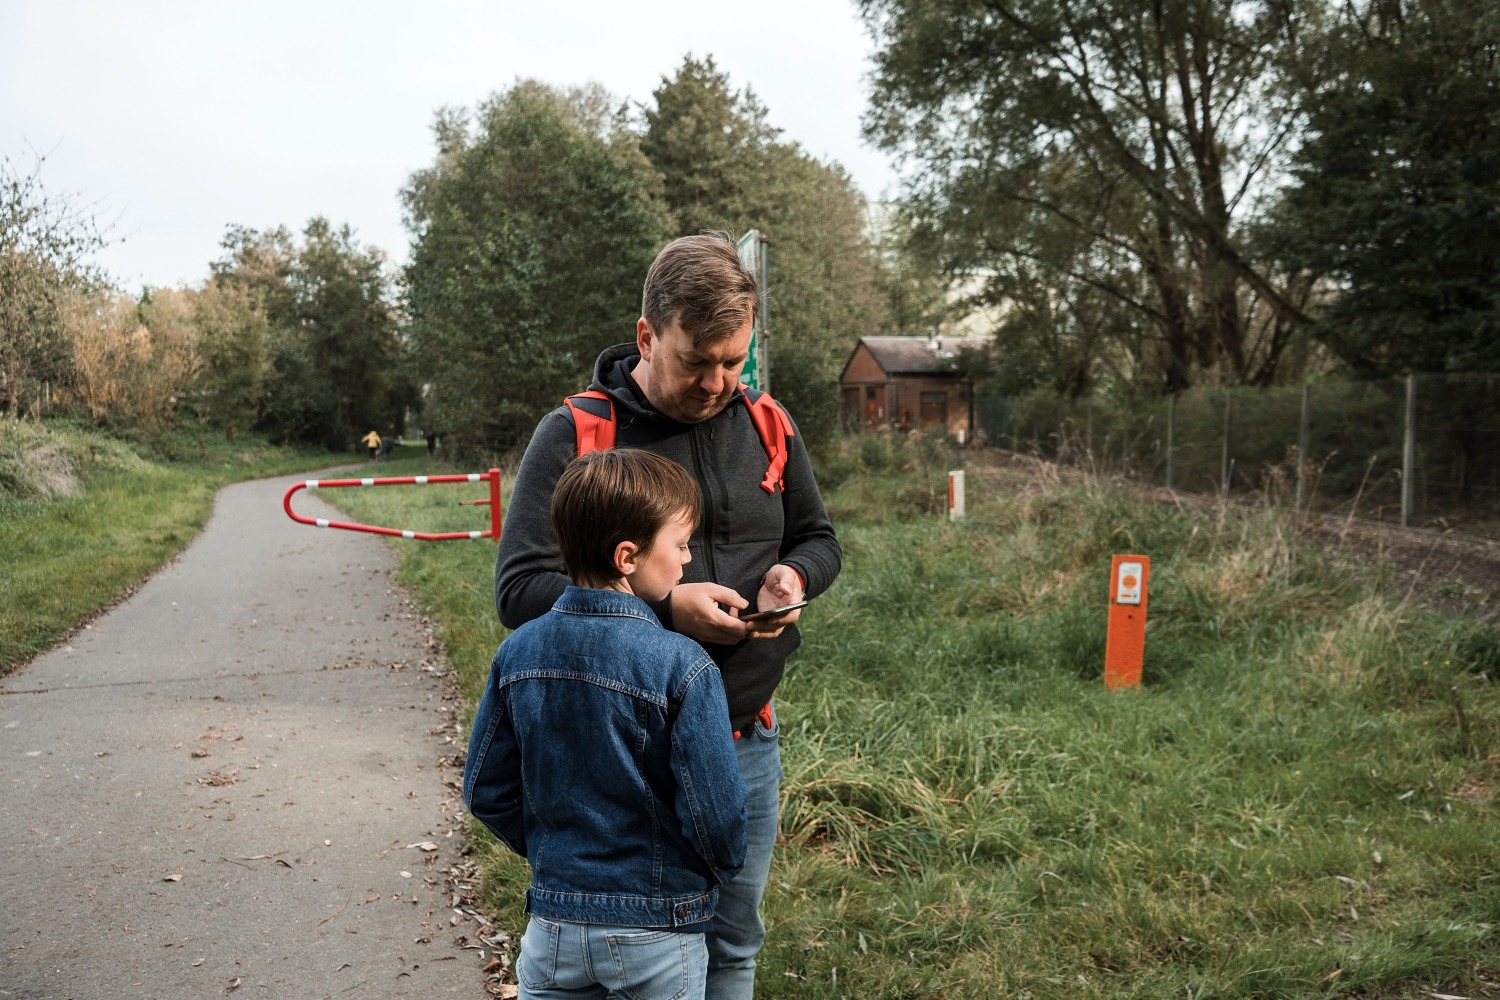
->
xmin=494 ymin=343 xmax=842 ymax=732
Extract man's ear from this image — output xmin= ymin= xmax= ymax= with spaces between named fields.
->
xmin=636 ymin=317 xmax=654 ymax=360
xmin=612 ymin=539 xmax=640 ymax=579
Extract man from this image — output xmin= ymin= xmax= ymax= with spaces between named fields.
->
xmin=494 ymin=232 xmax=841 ymax=999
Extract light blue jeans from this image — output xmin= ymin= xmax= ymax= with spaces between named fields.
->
xmin=705 ymin=703 xmax=782 ymax=1000
xmin=516 ymin=916 xmax=708 ymax=1000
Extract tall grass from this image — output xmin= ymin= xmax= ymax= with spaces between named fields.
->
xmin=329 ymin=438 xmax=1500 ymax=998
xmin=0 ymin=418 xmax=342 ymax=671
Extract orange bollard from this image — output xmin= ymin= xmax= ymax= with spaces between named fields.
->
xmin=1104 ymin=555 xmax=1149 ymax=691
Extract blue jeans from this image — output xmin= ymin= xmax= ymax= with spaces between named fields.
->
xmin=517 ymin=916 xmax=708 ymax=1000
xmin=705 ymin=703 xmax=782 ymax=1000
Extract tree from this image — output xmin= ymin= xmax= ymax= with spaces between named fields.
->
xmin=403 ymin=81 xmax=671 ymax=456
xmin=1272 ymin=0 xmax=1500 ymax=375
xmin=191 ymin=281 xmax=271 ymax=439
xmin=212 ymin=219 xmax=406 ymax=449
xmin=639 ymin=56 xmax=779 ymax=237
xmin=640 ymin=57 xmax=886 ymax=443
xmin=62 ymin=288 xmax=200 ymax=430
xmin=0 ymin=156 xmax=105 ymax=416
xmin=859 ymin=0 xmax=1324 ymax=392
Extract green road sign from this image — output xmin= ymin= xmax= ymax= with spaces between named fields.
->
xmin=737 ymin=230 xmax=768 ymax=392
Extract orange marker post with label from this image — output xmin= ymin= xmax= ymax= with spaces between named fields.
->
xmin=1104 ymin=555 xmax=1149 ymax=691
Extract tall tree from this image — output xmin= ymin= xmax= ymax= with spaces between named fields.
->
xmin=860 ymin=0 xmax=1323 ymax=392
xmin=641 ymin=57 xmax=886 ymax=442
xmin=192 ymin=280 xmax=271 ymax=440
xmin=212 ymin=220 xmax=406 ymax=449
xmin=1273 ymin=0 xmax=1500 ymax=375
xmin=640 ymin=56 xmax=779 ymax=237
xmin=403 ymin=81 xmax=671 ymax=456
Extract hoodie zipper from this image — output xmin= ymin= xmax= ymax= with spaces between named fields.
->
xmin=690 ymin=422 xmax=721 ymax=583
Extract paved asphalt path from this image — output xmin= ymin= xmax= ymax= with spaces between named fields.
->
xmin=1 ymin=470 xmax=489 ymax=999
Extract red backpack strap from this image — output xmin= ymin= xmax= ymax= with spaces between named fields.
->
xmin=564 ymin=391 xmax=616 ymax=454
xmin=740 ymin=385 xmax=795 ymax=494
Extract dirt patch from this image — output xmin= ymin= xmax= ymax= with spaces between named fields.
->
xmin=24 ymin=444 xmax=81 ymax=498
xmin=1310 ymin=517 xmax=1500 ymax=621
xmin=966 ymin=449 xmax=1500 ymax=622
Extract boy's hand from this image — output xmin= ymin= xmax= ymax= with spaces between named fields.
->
xmin=670 ymin=582 xmax=752 ymax=644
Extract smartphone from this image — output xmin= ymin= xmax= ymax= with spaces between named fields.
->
xmin=740 ymin=600 xmax=810 ymax=622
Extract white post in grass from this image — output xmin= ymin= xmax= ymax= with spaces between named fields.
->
xmin=948 ymin=470 xmax=966 ymax=520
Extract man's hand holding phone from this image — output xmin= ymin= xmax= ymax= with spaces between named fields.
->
xmin=743 ymin=564 xmax=806 ymax=638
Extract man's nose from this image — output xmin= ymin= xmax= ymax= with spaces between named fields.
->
xmin=699 ymin=369 xmax=726 ymax=394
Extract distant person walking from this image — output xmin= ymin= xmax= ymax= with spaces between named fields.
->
xmin=361 ymin=429 xmax=381 ymax=460
xmin=379 ymin=433 xmax=393 ymax=461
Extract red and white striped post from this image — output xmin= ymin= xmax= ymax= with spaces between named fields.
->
xmin=948 ymin=469 xmax=966 ymax=520
xmin=283 ymin=469 xmax=503 ymax=542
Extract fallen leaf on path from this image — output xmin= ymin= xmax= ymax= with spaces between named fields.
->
xmin=163 ymin=874 xmax=182 ymax=882
xmin=407 ymin=842 xmax=439 ymax=851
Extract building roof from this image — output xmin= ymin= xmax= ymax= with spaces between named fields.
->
xmin=855 ymin=336 xmax=990 ymax=375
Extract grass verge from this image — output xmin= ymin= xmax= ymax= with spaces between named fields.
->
xmin=0 ymin=417 xmax=343 ymax=673
xmin=326 ymin=436 xmax=1500 ymax=999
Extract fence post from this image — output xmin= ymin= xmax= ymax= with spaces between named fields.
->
xmin=1402 ymin=374 xmax=1416 ymax=527
xmin=1166 ymin=393 xmax=1176 ymax=491
xmin=1220 ymin=391 xmax=1233 ymax=499
xmin=1084 ymin=397 xmax=1094 ymax=462
xmin=1122 ymin=396 xmax=1131 ymax=478
xmin=1295 ymin=385 xmax=1310 ymax=517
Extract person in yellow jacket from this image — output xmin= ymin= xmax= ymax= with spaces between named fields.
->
xmin=361 ymin=429 xmax=381 ymax=460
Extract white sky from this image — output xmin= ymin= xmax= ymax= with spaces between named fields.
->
xmin=2 ymin=0 xmax=901 ymax=292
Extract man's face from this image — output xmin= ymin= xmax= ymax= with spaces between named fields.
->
xmin=636 ymin=313 xmax=753 ymax=424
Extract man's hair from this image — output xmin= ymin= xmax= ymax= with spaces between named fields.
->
xmin=641 ymin=232 xmax=759 ymax=346
xmin=551 ymin=449 xmax=701 ymax=586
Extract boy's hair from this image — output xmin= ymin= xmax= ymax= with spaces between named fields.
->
xmin=551 ymin=449 xmax=701 ymax=586
xmin=641 ymin=232 xmax=759 ymax=346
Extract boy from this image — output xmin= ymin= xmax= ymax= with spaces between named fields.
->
xmin=464 ymin=449 xmax=748 ymax=1000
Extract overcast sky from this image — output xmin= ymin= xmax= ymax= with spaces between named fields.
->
xmin=2 ymin=0 xmax=901 ymax=292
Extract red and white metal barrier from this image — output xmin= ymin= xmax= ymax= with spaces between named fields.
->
xmin=283 ymin=469 xmax=503 ymax=542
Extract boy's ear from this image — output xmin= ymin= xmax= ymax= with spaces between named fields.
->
xmin=612 ymin=539 xmax=640 ymax=578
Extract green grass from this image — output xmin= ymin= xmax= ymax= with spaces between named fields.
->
xmin=0 ymin=417 xmax=344 ymax=672
xmin=303 ymin=444 xmax=510 ymax=708
xmin=294 ymin=440 xmax=1500 ymax=997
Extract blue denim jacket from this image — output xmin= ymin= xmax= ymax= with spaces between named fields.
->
xmin=463 ymin=586 xmax=748 ymax=927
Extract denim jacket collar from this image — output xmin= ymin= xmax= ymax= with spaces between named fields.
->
xmin=552 ymin=585 xmax=661 ymax=626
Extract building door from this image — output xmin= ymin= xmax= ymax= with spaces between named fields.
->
xmin=865 ymin=387 xmax=882 ymax=428
xmin=920 ymin=391 xmax=947 ymax=430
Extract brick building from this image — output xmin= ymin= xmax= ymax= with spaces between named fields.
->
xmin=839 ymin=335 xmax=989 ymax=439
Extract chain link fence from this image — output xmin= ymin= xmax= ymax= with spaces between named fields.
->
xmin=976 ymin=374 xmax=1500 ymax=536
